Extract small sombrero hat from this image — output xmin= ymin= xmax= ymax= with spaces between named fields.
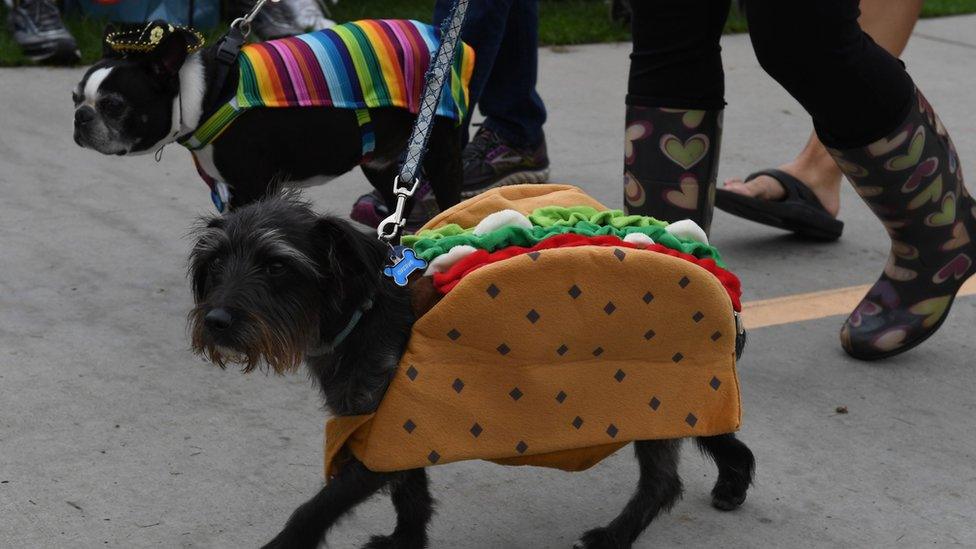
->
xmin=104 ymin=20 xmax=205 ymax=55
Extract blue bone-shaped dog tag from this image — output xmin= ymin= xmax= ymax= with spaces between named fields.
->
xmin=383 ymin=246 xmax=428 ymax=287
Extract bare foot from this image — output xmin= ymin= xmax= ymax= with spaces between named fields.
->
xmin=723 ymin=160 xmax=843 ymax=217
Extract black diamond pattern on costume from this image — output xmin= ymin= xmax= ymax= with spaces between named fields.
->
xmin=428 ymin=451 xmax=440 ymax=464
xmin=672 ymin=352 xmax=684 ymax=363
xmin=643 ymin=291 xmax=654 ymax=304
xmin=711 ymin=331 xmax=722 ymax=341
xmin=447 ymin=329 xmax=461 ymax=341
xmin=555 ymin=391 xmax=567 ymax=403
xmin=515 ymin=441 xmax=528 ymax=454
xmin=403 ymin=419 xmax=416 ymax=433
xmin=614 ymin=369 xmax=626 ymax=382
xmin=406 ymin=366 xmax=418 ymax=380
xmin=644 ymin=329 xmax=656 ymax=341
xmin=568 ymin=285 xmax=582 ymax=299
xmin=679 ymin=276 xmax=690 ymax=288
xmin=509 ymin=387 xmax=523 ymax=401
xmin=572 ymin=416 xmax=584 ymax=429
xmin=470 ymin=423 xmax=483 ymax=437
xmin=649 ymin=397 xmax=661 ymax=410
xmin=606 ymin=424 xmax=619 ymax=438
xmin=526 ymin=309 xmax=540 ymax=323
xmin=497 ymin=343 xmax=511 ymax=355
xmin=685 ymin=413 xmax=698 ymax=427
xmin=604 ymin=301 xmax=616 ymax=315
xmin=709 ymin=376 xmax=721 ymax=390
xmin=528 ymin=251 xmax=541 ymax=261
xmin=486 ymin=284 xmax=500 ymax=298
xmin=592 ymin=347 xmax=604 ymax=357
xmin=452 ymin=378 xmax=464 ymax=393
xmin=613 ymin=248 xmax=626 ymax=261
xmin=557 ymin=344 xmax=569 ymax=356
xmin=693 ymin=311 xmax=704 ymax=322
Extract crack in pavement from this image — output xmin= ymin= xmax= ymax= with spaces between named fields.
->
xmin=913 ymin=32 xmax=976 ymax=50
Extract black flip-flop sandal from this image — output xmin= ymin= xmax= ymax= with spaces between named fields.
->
xmin=715 ymin=168 xmax=844 ymax=241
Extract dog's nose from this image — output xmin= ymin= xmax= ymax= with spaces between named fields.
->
xmin=204 ymin=308 xmax=234 ymax=331
xmin=74 ymin=106 xmax=95 ymax=126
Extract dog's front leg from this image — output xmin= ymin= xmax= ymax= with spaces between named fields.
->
xmin=363 ymin=468 xmax=433 ymax=549
xmin=261 ymin=459 xmax=391 ymax=549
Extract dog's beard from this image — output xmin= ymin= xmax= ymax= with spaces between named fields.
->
xmin=189 ymin=306 xmax=318 ymax=374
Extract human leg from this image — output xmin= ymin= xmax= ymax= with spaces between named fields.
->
xmin=721 ymin=0 xmax=923 ymax=227
xmin=624 ymin=0 xmax=731 ymax=233
xmin=747 ymin=0 xmax=974 ymax=359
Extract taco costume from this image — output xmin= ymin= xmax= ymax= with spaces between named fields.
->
xmin=178 ymin=19 xmax=475 ymax=212
xmin=326 ymin=184 xmax=744 ymax=478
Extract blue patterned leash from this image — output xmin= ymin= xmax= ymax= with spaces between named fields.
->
xmin=378 ymin=0 xmax=469 ymax=284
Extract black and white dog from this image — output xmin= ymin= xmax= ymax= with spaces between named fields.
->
xmin=187 ymin=194 xmax=756 ymax=549
xmin=72 ymin=25 xmax=462 ymax=212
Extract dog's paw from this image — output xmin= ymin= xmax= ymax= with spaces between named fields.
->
xmin=711 ymin=478 xmax=748 ymax=511
xmin=574 ymin=527 xmax=626 ymax=549
xmin=362 ymin=533 xmax=427 ymax=549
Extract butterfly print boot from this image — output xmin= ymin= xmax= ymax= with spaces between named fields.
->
xmin=623 ymin=106 xmax=722 ymax=235
xmin=828 ymin=89 xmax=976 ymax=360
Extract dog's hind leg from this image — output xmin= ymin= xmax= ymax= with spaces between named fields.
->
xmin=575 ymin=439 xmax=683 ymax=549
xmin=696 ymin=433 xmax=755 ymax=511
xmin=363 ymin=468 xmax=434 ymax=549
xmin=422 ymin=119 xmax=463 ymax=211
xmin=261 ymin=459 xmax=391 ymax=549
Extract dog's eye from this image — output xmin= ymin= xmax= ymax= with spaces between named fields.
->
xmin=98 ymin=96 xmax=124 ymax=117
xmin=209 ymin=257 xmax=222 ymax=271
xmin=265 ymin=261 xmax=287 ymax=276
xmin=71 ymin=90 xmax=81 ymax=105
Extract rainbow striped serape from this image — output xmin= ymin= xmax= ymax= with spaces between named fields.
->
xmin=183 ymin=19 xmax=475 ymax=151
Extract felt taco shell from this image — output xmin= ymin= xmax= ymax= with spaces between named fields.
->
xmin=325 ymin=185 xmax=741 ymax=477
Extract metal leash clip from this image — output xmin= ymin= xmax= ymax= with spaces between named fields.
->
xmin=734 ymin=311 xmax=747 ymax=360
xmin=376 ymin=175 xmax=421 ymax=243
xmin=230 ymin=0 xmax=280 ymax=38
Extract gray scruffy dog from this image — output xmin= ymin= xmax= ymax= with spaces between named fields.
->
xmin=187 ymin=193 xmax=755 ymax=549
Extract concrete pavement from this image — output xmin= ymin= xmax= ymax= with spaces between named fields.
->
xmin=2 ymin=15 xmax=975 ymax=548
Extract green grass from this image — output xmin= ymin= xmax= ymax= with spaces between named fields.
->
xmin=922 ymin=0 xmax=976 ymax=16
xmin=2 ymin=0 xmax=976 ymax=67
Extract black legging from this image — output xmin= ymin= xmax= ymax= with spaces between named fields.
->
xmin=628 ymin=0 xmax=916 ymax=149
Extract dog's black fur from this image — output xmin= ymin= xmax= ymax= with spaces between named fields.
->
xmin=188 ymin=194 xmax=756 ymax=549
xmin=74 ymin=25 xmax=462 ymax=212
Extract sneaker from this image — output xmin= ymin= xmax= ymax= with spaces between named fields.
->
xmin=236 ymin=0 xmax=304 ymax=40
xmin=7 ymin=0 xmax=79 ymax=64
xmin=349 ymin=179 xmax=441 ymax=234
xmin=349 ymin=191 xmax=389 ymax=230
xmin=461 ymin=127 xmax=550 ymax=197
xmin=286 ymin=0 xmax=335 ymax=31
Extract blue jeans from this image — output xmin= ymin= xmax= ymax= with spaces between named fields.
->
xmin=434 ymin=0 xmax=547 ymax=149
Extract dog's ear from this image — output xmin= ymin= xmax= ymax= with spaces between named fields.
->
xmin=142 ymin=22 xmax=191 ymax=80
xmin=312 ymin=216 xmax=387 ymax=288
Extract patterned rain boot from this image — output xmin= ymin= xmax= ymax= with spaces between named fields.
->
xmin=828 ymin=89 xmax=976 ymax=360
xmin=623 ymin=106 xmax=722 ymax=234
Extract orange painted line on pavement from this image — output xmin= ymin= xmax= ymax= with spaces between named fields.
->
xmin=741 ymin=278 xmax=976 ymax=329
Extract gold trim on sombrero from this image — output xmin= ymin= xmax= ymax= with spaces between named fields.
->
xmin=105 ymin=22 xmax=206 ymax=54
